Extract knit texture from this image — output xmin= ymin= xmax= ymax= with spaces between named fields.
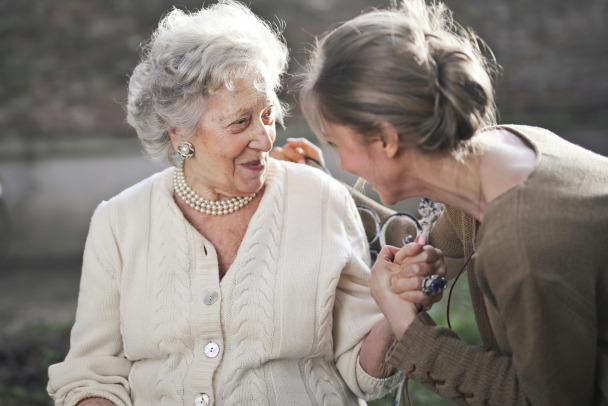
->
xmin=387 ymin=125 xmax=608 ymax=405
xmin=47 ymin=159 xmax=402 ymax=406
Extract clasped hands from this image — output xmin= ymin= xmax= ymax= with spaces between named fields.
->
xmin=369 ymin=233 xmax=446 ymax=338
xmin=272 ymin=138 xmax=447 ymax=338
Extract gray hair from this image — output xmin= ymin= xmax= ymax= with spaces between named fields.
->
xmin=126 ymin=0 xmax=289 ymax=163
xmin=300 ymin=0 xmax=497 ymax=154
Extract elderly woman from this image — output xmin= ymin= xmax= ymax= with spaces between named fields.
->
xmin=46 ymin=2 xmax=408 ymax=405
xmin=286 ymin=0 xmax=608 ymax=404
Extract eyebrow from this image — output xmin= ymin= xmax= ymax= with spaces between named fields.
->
xmin=218 ymin=99 xmax=275 ymax=125
xmin=218 ymin=107 xmax=254 ymax=125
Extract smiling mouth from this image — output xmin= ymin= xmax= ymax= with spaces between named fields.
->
xmin=241 ymin=159 xmax=266 ymax=170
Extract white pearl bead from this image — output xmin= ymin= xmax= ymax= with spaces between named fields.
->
xmin=173 ymin=164 xmax=256 ymax=216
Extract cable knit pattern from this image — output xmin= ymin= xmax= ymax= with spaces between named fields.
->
xmin=304 ymin=268 xmax=347 ymax=405
xmin=149 ymin=179 xmax=193 ymax=405
xmin=48 ymin=159 xmax=401 ymax=406
xmin=219 ymin=163 xmax=282 ymax=405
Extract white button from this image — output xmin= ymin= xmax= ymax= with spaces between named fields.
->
xmin=204 ymin=291 xmax=219 ymax=305
xmin=194 ymin=392 xmax=210 ymax=406
xmin=204 ymin=342 xmax=220 ymax=358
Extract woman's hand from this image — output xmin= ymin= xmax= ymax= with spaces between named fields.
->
xmin=76 ymin=398 xmax=117 ymax=406
xmin=369 ymin=245 xmax=420 ymax=338
xmin=390 ymin=234 xmax=446 ymax=309
xmin=271 ymin=137 xmax=325 ymax=166
xmin=368 ymin=234 xmax=445 ymax=337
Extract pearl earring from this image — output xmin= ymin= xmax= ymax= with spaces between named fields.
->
xmin=177 ymin=142 xmax=194 ymax=159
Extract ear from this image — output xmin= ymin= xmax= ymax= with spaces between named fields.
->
xmin=169 ymin=127 xmax=182 ymax=149
xmin=375 ymin=122 xmax=400 ymax=159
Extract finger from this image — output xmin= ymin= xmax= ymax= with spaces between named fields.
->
xmin=402 ymin=245 xmax=443 ymax=266
xmin=434 ymin=261 xmax=447 ymax=278
xmin=415 ymin=233 xmax=428 ymax=245
xmin=400 ymin=290 xmax=443 ymax=306
xmin=369 ymin=261 xmax=395 ymax=289
xmin=377 ymin=245 xmax=402 ymax=273
xmin=393 ymin=242 xmax=424 ymax=265
xmin=390 ymin=275 xmax=424 ymax=294
xmin=396 ymin=260 xmax=447 ymax=278
xmin=280 ymin=144 xmax=306 ymax=163
xmin=287 ymin=138 xmax=324 ymax=163
xmin=396 ymin=263 xmax=432 ymax=278
xmin=270 ymin=147 xmax=286 ymax=160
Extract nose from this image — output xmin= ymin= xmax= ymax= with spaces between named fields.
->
xmin=249 ymin=120 xmax=274 ymax=153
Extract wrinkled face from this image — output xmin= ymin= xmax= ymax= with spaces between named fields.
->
xmin=183 ymin=79 xmax=277 ymax=198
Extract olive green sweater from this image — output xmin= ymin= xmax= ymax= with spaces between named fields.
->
xmin=358 ymin=125 xmax=608 ymax=405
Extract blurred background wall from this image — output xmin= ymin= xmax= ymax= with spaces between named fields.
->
xmin=0 ymin=0 xmax=607 ymax=263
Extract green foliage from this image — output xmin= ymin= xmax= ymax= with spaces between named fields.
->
xmin=0 ymin=321 xmax=72 ymax=406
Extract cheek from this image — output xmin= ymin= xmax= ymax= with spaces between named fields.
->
xmin=338 ymin=150 xmax=361 ymax=176
xmin=340 ymin=144 xmax=371 ymax=174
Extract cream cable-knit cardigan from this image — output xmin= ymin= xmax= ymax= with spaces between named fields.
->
xmin=47 ymin=159 xmax=401 ymax=406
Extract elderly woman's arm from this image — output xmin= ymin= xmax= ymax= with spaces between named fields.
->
xmin=47 ymin=202 xmax=132 ymax=406
xmin=358 ymin=318 xmax=397 ymax=378
xmin=329 ymin=194 xmax=405 ymax=401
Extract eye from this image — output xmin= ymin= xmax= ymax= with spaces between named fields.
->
xmin=262 ymin=106 xmax=275 ymax=124
xmin=229 ymin=116 xmax=251 ymax=132
xmin=233 ymin=117 xmax=250 ymax=126
xmin=327 ymin=141 xmax=337 ymax=149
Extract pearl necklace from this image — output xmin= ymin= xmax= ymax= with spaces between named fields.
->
xmin=173 ymin=163 xmax=257 ymax=215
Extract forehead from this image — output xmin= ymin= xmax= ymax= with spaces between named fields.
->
xmin=322 ymin=121 xmax=355 ymax=139
xmin=205 ymin=80 xmax=274 ymax=123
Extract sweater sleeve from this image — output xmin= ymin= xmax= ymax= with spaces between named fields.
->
xmin=47 ymin=202 xmax=132 ymax=406
xmin=388 ymin=229 xmax=598 ymax=405
xmin=332 ymin=194 xmax=403 ymax=400
xmin=387 ymin=312 xmax=522 ymax=405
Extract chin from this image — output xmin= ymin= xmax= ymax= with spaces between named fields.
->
xmin=369 ymin=184 xmax=396 ymax=206
xmin=379 ymin=195 xmax=397 ymax=206
xmin=243 ymin=175 xmax=266 ymax=195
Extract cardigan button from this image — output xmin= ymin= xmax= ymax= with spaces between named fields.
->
xmin=204 ymin=291 xmax=219 ymax=305
xmin=204 ymin=342 xmax=220 ymax=358
xmin=194 ymin=392 xmax=210 ymax=406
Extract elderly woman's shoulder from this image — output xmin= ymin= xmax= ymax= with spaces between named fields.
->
xmin=98 ymin=167 xmax=172 ymax=212
xmin=273 ymin=158 xmax=347 ymax=192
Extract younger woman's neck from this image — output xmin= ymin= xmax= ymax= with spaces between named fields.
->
xmin=407 ymin=129 xmax=536 ymax=222
xmin=411 ymin=151 xmax=486 ymax=221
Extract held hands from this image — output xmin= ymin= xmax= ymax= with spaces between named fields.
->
xmin=368 ymin=234 xmax=446 ymax=338
xmin=271 ymin=137 xmax=325 ymax=166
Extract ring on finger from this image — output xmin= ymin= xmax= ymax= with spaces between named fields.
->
xmin=421 ymin=274 xmax=448 ymax=296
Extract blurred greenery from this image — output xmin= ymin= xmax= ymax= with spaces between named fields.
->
xmin=0 ymin=321 xmax=71 ymax=406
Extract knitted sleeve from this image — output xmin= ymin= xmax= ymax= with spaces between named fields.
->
xmin=332 ymin=193 xmax=403 ymax=400
xmin=388 ymin=204 xmax=600 ymax=405
xmin=47 ymin=202 xmax=132 ymax=406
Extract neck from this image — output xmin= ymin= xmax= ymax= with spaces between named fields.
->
xmin=396 ymin=129 xmax=536 ymax=222
xmin=410 ymin=151 xmax=487 ymax=221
